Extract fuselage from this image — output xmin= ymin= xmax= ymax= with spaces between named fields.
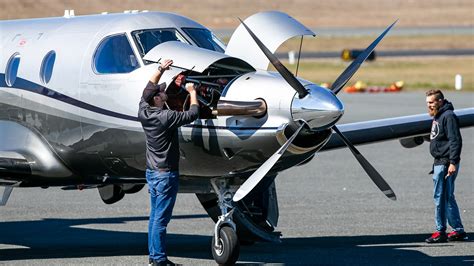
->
xmin=0 ymin=12 xmax=330 ymax=187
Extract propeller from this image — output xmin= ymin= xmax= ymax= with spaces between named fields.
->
xmin=233 ymin=122 xmax=305 ymax=202
xmin=332 ymin=126 xmax=396 ymax=200
xmin=330 ymin=20 xmax=398 ymax=94
xmin=235 ymin=18 xmax=398 ymax=201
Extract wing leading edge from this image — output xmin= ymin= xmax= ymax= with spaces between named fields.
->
xmin=322 ymin=108 xmax=474 ymax=151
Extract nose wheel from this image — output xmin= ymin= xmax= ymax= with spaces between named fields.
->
xmin=212 ymin=225 xmax=240 ymax=265
xmin=210 ymin=178 xmax=240 ymax=265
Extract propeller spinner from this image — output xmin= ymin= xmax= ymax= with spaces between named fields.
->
xmin=291 ymin=84 xmax=344 ymax=130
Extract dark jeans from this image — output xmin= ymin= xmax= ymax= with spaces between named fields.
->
xmin=432 ymin=164 xmax=464 ymax=233
xmin=146 ymin=169 xmax=179 ymax=262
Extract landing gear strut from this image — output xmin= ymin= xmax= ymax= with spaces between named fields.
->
xmin=210 ymin=179 xmax=240 ymax=265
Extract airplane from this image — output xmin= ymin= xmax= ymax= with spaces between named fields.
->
xmin=1 ymin=10 xmax=473 ymax=264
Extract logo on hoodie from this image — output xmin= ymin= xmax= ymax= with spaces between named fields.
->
xmin=430 ymin=120 xmax=439 ymax=140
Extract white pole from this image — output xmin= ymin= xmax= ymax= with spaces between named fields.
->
xmin=455 ymin=74 xmax=462 ymax=90
xmin=288 ymin=51 xmax=295 ymax=65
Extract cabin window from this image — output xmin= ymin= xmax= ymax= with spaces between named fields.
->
xmin=181 ymin=28 xmax=225 ymax=53
xmin=132 ymin=28 xmax=188 ymax=58
xmin=93 ymin=34 xmax=139 ymax=74
xmin=40 ymin=50 xmax=56 ymax=84
xmin=5 ymin=53 xmax=20 ymax=87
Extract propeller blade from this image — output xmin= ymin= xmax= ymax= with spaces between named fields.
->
xmin=233 ymin=122 xmax=305 ymax=202
xmin=238 ymin=18 xmax=308 ymax=98
xmin=332 ymin=126 xmax=397 ymax=200
xmin=330 ymin=20 xmax=398 ymax=94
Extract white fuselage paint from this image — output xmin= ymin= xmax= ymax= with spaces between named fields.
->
xmin=0 ymin=12 xmax=320 ymax=184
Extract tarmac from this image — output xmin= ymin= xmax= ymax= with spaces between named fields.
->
xmin=0 ymin=91 xmax=473 ymax=265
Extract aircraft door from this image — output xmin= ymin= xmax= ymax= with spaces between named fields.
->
xmin=76 ymin=32 xmax=147 ymax=176
xmin=79 ymin=33 xmax=140 ymax=119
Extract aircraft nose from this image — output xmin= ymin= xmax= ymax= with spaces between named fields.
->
xmin=291 ymin=85 xmax=344 ymax=130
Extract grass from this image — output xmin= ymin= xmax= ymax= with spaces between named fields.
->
xmin=275 ymin=57 xmax=474 ymax=91
xmin=224 ymin=34 xmax=473 ymax=92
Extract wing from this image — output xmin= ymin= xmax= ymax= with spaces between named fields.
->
xmin=0 ymin=151 xmax=32 ymax=184
xmin=322 ymin=108 xmax=474 ymax=151
xmin=0 ymin=151 xmax=30 ymax=205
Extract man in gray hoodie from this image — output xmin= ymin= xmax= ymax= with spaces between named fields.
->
xmin=424 ymin=89 xmax=467 ymax=243
xmin=138 ymin=59 xmax=199 ymax=265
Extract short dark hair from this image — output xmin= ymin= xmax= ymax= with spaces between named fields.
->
xmin=142 ymin=82 xmax=166 ymax=105
xmin=426 ymin=89 xmax=444 ymax=101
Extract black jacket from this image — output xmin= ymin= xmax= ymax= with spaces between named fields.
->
xmin=429 ymin=100 xmax=462 ymax=165
xmin=138 ymin=82 xmax=199 ymax=170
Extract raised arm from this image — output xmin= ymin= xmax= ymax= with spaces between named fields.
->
xmin=150 ymin=59 xmax=173 ymax=85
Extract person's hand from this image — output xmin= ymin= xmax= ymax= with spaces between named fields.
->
xmin=185 ymin=82 xmax=196 ymax=94
xmin=159 ymin=59 xmax=173 ymax=73
xmin=185 ymin=82 xmax=199 ymax=106
xmin=446 ymin=163 xmax=457 ymax=179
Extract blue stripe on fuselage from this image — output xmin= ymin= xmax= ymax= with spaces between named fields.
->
xmin=0 ymin=73 xmax=139 ymax=121
xmin=0 ymin=74 xmax=279 ymax=130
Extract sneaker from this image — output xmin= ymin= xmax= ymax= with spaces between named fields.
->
xmin=425 ymin=231 xmax=447 ymax=243
xmin=448 ymin=231 xmax=468 ymax=241
xmin=152 ymin=259 xmax=176 ymax=266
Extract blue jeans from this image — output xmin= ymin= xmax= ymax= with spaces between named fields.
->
xmin=146 ymin=169 xmax=179 ymax=262
xmin=432 ymin=164 xmax=464 ymax=233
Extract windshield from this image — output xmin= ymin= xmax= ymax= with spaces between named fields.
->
xmin=182 ymin=28 xmax=226 ymax=53
xmin=131 ymin=28 xmax=188 ymax=57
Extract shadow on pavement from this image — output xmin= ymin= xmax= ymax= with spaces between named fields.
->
xmin=0 ymin=216 xmax=472 ymax=265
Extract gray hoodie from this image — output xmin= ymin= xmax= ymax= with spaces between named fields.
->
xmin=138 ymin=82 xmax=199 ymax=170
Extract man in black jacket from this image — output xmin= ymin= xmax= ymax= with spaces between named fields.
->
xmin=138 ymin=59 xmax=199 ymax=265
xmin=424 ymin=89 xmax=467 ymax=243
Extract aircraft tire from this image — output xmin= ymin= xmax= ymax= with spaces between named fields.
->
xmin=211 ymin=226 xmax=240 ymax=265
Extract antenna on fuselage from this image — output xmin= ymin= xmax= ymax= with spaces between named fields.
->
xmin=63 ymin=10 xmax=75 ymax=18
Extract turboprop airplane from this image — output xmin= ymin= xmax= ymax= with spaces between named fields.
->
xmin=1 ymin=10 xmax=473 ymax=264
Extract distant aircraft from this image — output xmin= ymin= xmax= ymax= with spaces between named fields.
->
xmin=1 ymin=10 xmax=472 ymax=264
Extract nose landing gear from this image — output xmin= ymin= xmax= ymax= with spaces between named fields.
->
xmin=210 ymin=179 xmax=240 ymax=265
xmin=212 ymin=219 xmax=240 ymax=264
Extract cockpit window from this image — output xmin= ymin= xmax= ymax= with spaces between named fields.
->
xmin=132 ymin=28 xmax=188 ymax=58
xmin=93 ymin=34 xmax=139 ymax=74
xmin=181 ymin=28 xmax=225 ymax=53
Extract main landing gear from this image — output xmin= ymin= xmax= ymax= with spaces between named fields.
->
xmin=210 ymin=179 xmax=240 ymax=265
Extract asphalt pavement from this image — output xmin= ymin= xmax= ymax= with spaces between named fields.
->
xmin=0 ymin=91 xmax=473 ymax=265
